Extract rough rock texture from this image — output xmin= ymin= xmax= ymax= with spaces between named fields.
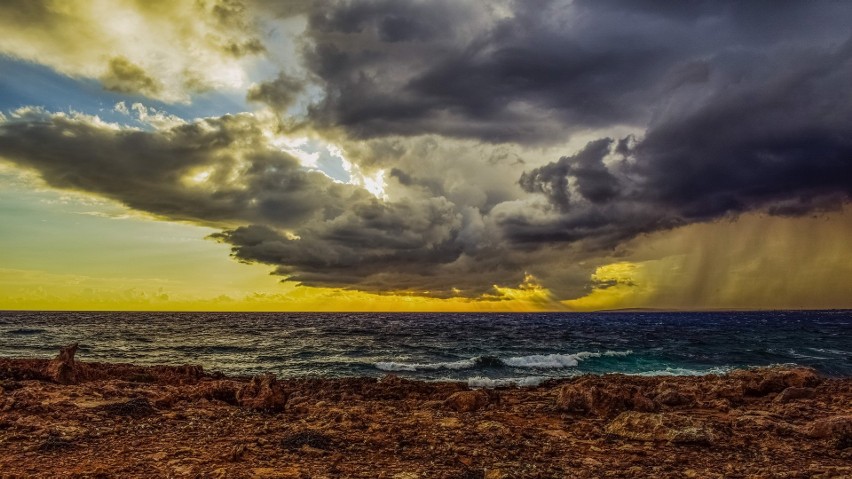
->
xmin=445 ymin=390 xmax=490 ymax=412
xmin=0 ymin=349 xmax=850 ymax=478
xmin=606 ymin=412 xmax=715 ymax=444
xmin=45 ymin=343 xmax=79 ymax=385
xmin=236 ymin=374 xmax=288 ymax=412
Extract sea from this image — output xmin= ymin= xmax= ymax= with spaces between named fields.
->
xmin=1 ymin=311 xmax=850 ymax=387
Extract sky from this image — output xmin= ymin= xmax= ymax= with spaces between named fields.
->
xmin=1 ymin=0 xmax=851 ymax=312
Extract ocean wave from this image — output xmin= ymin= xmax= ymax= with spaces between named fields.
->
xmin=374 ymin=358 xmax=478 ymax=371
xmin=374 ymin=350 xmax=632 ymax=372
xmin=503 ymin=350 xmax=632 ymax=368
xmin=466 ymin=376 xmax=550 ymax=388
xmin=629 ymin=366 xmax=734 ymax=377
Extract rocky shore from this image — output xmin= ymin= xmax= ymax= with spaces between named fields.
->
xmin=1 ymin=346 xmax=850 ymax=478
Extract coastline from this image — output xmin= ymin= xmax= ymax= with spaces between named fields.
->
xmin=1 ymin=346 xmax=850 ymax=478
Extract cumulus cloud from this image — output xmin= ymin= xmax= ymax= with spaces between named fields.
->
xmin=0 ymin=0 xmax=265 ymax=102
xmin=3 ymin=0 xmax=852 ymax=303
xmin=0 ymin=109 xmax=533 ymax=296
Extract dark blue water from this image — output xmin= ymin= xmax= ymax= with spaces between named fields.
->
xmin=1 ymin=311 xmax=850 ymax=386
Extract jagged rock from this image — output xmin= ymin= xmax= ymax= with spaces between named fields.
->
xmin=732 ymin=367 xmax=822 ymax=396
xmin=774 ymin=386 xmax=816 ymax=403
xmin=606 ymin=412 xmax=716 ymax=444
xmin=45 ymin=344 xmax=80 ymax=385
xmin=445 ymin=390 xmax=489 ymax=412
xmin=237 ymin=374 xmax=288 ymax=412
xmin=556 ymin=382 xmax=647 ymax=416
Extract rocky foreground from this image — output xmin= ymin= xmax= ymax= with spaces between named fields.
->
xmin=1 ymin=346 xmax=850 ymax=478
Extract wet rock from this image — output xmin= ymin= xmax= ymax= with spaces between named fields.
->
xmin=606 ymin=412 xmax=715 ymax=444
xmin=46 ymin=344 xmax=80 ymax=385
xmin=445 ymin=390 xmax=489 ymax=412
xmin=237 ymin=374 xmax=287 ymax=412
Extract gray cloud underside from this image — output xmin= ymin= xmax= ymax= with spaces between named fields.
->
xmin=0 ymin=111 xmax=532 ymax=297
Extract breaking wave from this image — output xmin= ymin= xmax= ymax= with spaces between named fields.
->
xmin=374 ymin=350 xmax=632 ymax=372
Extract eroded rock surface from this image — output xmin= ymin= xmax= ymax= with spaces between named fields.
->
xmin=0 ymin=349 xmax=850 ymax=478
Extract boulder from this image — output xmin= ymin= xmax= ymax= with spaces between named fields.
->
xmin=445 ymin=390 xmax=489 ymax=412
xmin=237 ymin=374 xmax=288 ymax=412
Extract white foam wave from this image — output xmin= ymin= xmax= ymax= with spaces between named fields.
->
xmin=374 ymin=358 xmax=476 ymax=372
xmin=628 ymin=366 xmax=733 ymax=377
xmin=503 ymin=350 xmax=633 ymax=369
xmin=466 ymin=376 xmax=550 ymax=388
xmin=374 ymin=350 xmax=632 ymax=372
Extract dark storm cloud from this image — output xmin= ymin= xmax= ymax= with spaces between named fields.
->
xmin=246 ymin=72 xmax=305 ymax=111
xmin=210 ymin=198 xmax=526 ymax=296
xmin=270 ymin=0 xmax=852 ymax=249
xmin=290 ymin=0 xmax=848 ymax=143
xmin=0 ymin=110 xmax=529 ymax=296
xmin=513 ymin=35 xmax=852 ymax=244
xmin=0 ymin=111 xmax=318 ymax=226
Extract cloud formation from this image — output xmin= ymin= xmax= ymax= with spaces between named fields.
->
xmin=2 ymin=0 xmax=852 ymax=305
xmin=293 ymin=0 xmax=852 ymax=144
xmin=0 ymin=109 xmax=533 ymax=296
xmin=0 ymin=0 xmax=264 ymax=102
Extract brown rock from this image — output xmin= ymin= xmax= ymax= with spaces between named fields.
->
xmin=45 ymin=344 xmax=80 ymax=385
xmin=445 ymin=390 xmax=489 ymax=412
xmin=606 ymin=412 xmax=716 ymax=444
xmin=806 ymin=416 xmax=852 ymax=439
xmin=555 ymin=383 xmax=589 ymax=413
xmin=774 ymin=387 xmax=816 ymax=403
xmin=237 ymin=374 xmax=288 ymax=412
xmin=632 ymin=392 xmax=658 ymax=412
xmin=732 ymin=367 xmax=822 ymax=396
xmin=654 ymin=388 xmax=695 ymax=407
